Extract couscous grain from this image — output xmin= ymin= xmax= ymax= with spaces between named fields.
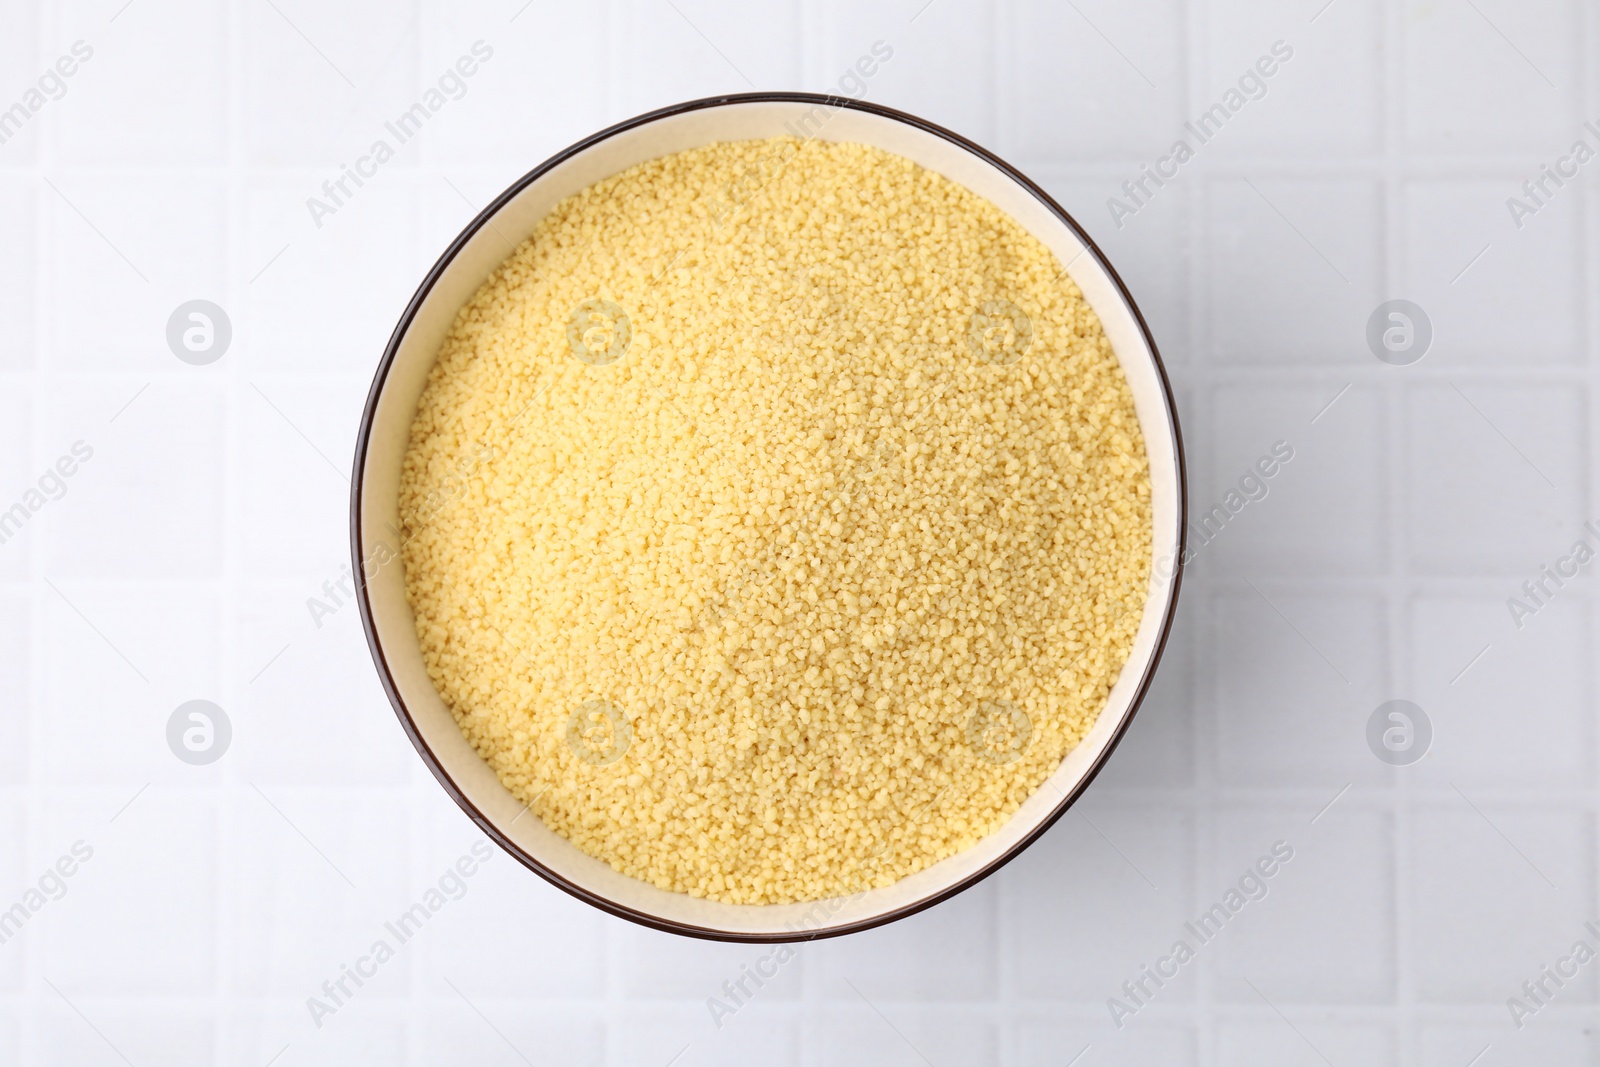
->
xmin=400 ymin=137 xmax=1152 ymax=905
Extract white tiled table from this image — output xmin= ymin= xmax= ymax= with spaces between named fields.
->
xmin=1 ymin=0 xmax=1596 ymax=1063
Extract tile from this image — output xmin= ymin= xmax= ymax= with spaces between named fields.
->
xmin=811 ymin=878 xmax=997 ymax=1001
xmin=238 ymin=375 xmax=369 ymax=577
xmin=618 ymin=922 xmax=802 ymax=1001
xmin=423 ymin=2 xmax=608 ymax=173
xmin=1007 ymin=0 xmax=1186 ymax=159
xmin=227 ymin=1001 xmax=408 ymax=1065
xmin=46 ymin=178 xmax=228 ymax=373
xmin=1205 ymin=178 xmax=1383 ymax=364
xmin=233 ymin=586 xmax=414 ymax=786
xmin=1214 ymin=807 xmax=1395 ymax=1003
xmin=826 ymin=0 xmax=993 ymax=147
xmin=1016 ymin=1020 xmax=1196 ymax=1067
xmin=417 ymin=997 xmax=605 ymax=1067
xmin=41 ymin=1006 xmax=212 ymax=1067
xmin=283 ymin=789 xmax=415 ymax=914
xmin=1211 ymin=589 xmax=1387 ymax=788
xmin=1204 ymin=0 xmax=1382 ymax=155
xmin=244 ymin=0 xmax=420 ymax=166
xmin=42 ymin=791 xmax=217 ymax=995
xmin=0 ymin=180 xmax=35 ymax=370
xmin=1410 ymin=805 xmax=1593 ymax=1002
xmin=0 ymin=593 xmax=25 ymax=783
xmin=1401 ymin=179 xmax=1584 ymax=364
xmin=614 ymin=1007 xmax=796 ymax=1067
xmin=618 ymin=0 xmax=799 ymax=115
xmin=1404 ymin=383 xmax=1587 ymax=573
xmin=1005 ymin=805 xmax=1193 ymax=1002
xmin=421 ymin=172 xmax=500 ymax=269
xmin=1420 ymin=1023 xmax=1595 ymax=1066
xmin=41 ymin=582 xmax=220 ymax=786
xmin=41 ymin=378 xmax=226 ymax=580
xmin=0 ymin=800 xmax=24 ymax=991
xmin=1402 ymin=0 xmax=1580 ymax=154
xmin=229 ymin=788 xmax=413 ymax=999
xmin=1410 ymin=592 xmax=1591 ymax=787
xmin=0 ymin=386 xmax=32 ymax=579
xmin=815 ymin=1008 xmax=995 ymax=1067
xmin=419 ymin=835 xmax=606 ymax=1000
xmin=0 ymin=0 xmax=40 ymax=163
xmin=54 ymin=0 xmax=226 ymax=164
xmin=246 ymin=181 xmax=421 ymax=373
xmin=1203 ymin=384 xmax=1386 ymax=576
xmin=1217 ymin=1020 xmax=1394 ymax=1066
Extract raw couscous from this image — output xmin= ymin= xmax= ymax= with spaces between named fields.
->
xmin=400 ymin=137 xmax=1152 ymax=905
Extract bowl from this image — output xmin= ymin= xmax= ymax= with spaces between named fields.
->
xmin=351 ymin=91 xmax=1187 ymax=942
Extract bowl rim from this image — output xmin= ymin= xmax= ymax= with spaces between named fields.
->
xmin=350 ymin=90 xmax=1189 ymax=942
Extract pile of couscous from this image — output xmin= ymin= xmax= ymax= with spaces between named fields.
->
xmin=400 ymin=137 xmax=1152 ymax=905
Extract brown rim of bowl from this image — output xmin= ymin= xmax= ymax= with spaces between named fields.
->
xmin=350 ymin=90 xmax=1189 ymax=943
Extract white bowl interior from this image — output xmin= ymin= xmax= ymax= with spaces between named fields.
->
xmin=358 ymin=99 xmax=1183 ymax=938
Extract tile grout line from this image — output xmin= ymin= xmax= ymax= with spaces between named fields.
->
xmin=24 ymin=0 xmax=56 ymax=1062
xmin=1582 ymin=0 xmax=1600 ymax=1010
xmin=1380 ymin=0 xmax=1417 ymax=1062
xmin=216 ymin=0 xmax=241 ymax=1057
xmin=1185 ymin=0 xmax=1213 ymax=1062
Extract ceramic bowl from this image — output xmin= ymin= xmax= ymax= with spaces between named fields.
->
xmin=351 ymin=92 xmax=1187 ymax=942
